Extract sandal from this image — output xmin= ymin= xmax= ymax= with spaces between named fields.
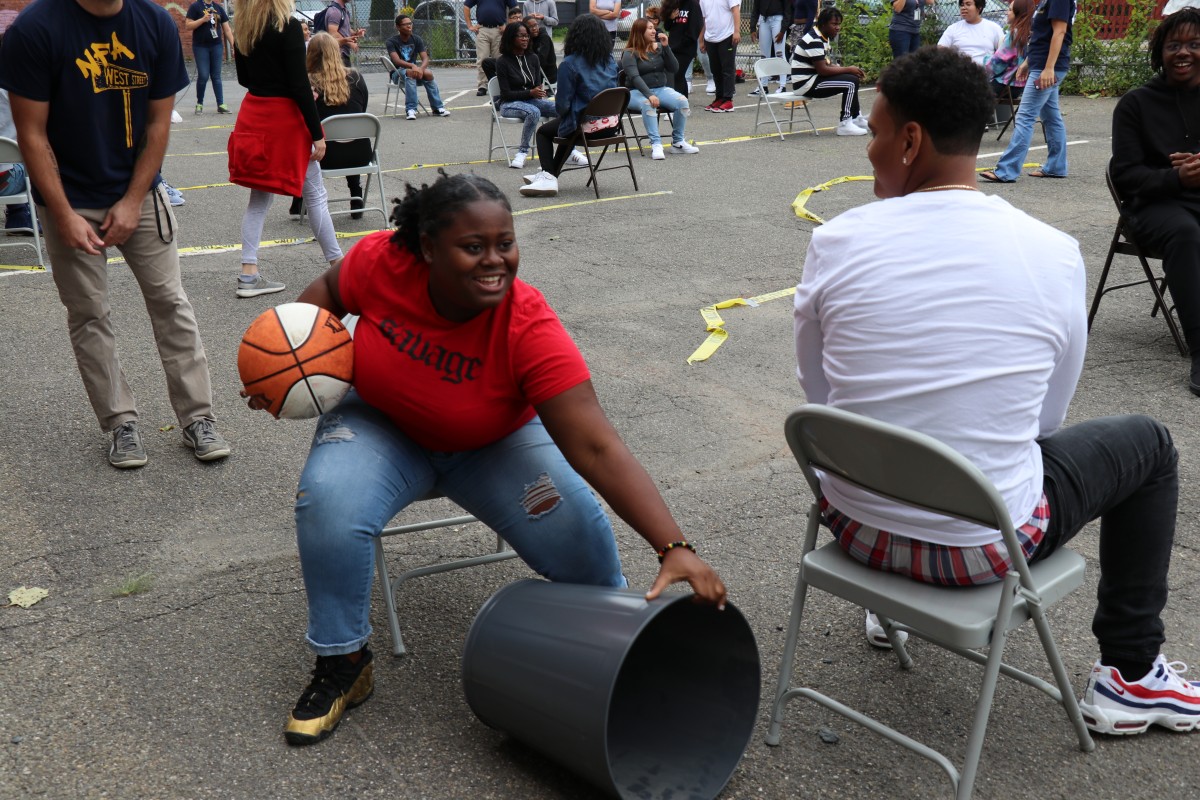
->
xmin=979 ymin=170 xmax=1014 ymax=184
xmin=1027 ymin=169 xmax=1066 ymax=179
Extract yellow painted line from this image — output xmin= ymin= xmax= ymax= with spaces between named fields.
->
xmin=687 ymin=286 xmax=797 ymax=364
xmin=513 ymin=190 xmax=671 ymax=215
xmin=0 ymin=264 xmax=46 ymax=272
xmin=171 ymin=123 xmax=235 ymax=132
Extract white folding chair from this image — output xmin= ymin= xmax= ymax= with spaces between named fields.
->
xmin=300 ymin=113 xmax=388 ymax=226
xmin=750 ymin=57 xmax=819 ymax=140
xmin=0 ymin=137 xmax=45 ymax=270
xmin=374 ymin=497 xmax=519 ymax=656
xmin=380 ymin=56 xmax=403 ymax=118
xmin=487 ymin=76 xmax=530 ymax=164
xmin=768 ymin=405 xmax=1094 ymax=800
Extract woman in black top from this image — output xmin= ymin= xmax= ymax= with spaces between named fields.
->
xmin=230 ymin=0 xmax=342 ymax=298
xmin=660 ymin=0 xmax=704 ymax=95
xmin=307 ymin=32 xmax=371 ymax=219
xmin=496 ymin=21 xmax=557 ymax=169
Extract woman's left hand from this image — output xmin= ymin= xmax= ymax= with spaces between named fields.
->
xmin=646 ymin=547 xmax=727 ymax=609
xmin=311 ymin=139 xmax=326 ymax=161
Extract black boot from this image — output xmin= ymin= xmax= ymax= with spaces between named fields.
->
xmin=289 ymin=196 xmax=303 ymax=217
xmin=349 ymin=186 xmax=364 ymax=221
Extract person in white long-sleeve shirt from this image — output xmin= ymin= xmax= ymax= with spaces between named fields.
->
xmin=793 ymin=46 xmax=1200 ymax=737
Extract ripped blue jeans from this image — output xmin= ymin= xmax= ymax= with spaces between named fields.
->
xmin=294 ymin=391 xmax=625 ymax=655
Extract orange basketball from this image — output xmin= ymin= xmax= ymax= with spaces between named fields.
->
xmin=238 ymin=303 xmax=354 ymax=419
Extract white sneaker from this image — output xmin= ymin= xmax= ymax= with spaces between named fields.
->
xmin=1079 ymin=655 xmax=1200 ymax=735
xmin=705 ymin=80 xmax=716 ymax=95
xmin=406 ymin=109 xmax=417 ymax=120
xmin=436 ymin=107 xmax=451 ymax=117
xmin=865 ymin=610 xmax=909 ymax=650
xmin=650 ymin=144 xmax=665 ymax=160
xmin=519 ymin=171 xmax=558 ymax=197
xmin=566 ymin=149 xmax=589 ymax=167
xmin=510 ymin=151 xmax=527 ymax=169
xmin=670 ymin=141 xmax=699 ymax=154
xmin=522 ymin=173 xmax=539 ymax=185
xmin=836 ymin=118 xmax=868 ymax=136
xmin=852 ymin=114 xmax=869 ymax=130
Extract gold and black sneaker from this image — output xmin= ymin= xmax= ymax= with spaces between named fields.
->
xmin=284 ymin=645 xmax=374 ymax=746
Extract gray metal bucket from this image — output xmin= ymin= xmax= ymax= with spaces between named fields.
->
xmin=462 ymin=580 xmax=760 ymax=800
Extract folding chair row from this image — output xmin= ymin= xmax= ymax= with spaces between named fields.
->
xmin=298 ymin=112 xmax=389 ymax=227
xmin=0 ymin=136 xmax=45 ymax=269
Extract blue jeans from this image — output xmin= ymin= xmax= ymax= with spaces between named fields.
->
xmin=0 ymin=162 xmax=26 ymax=197
xmin=392 ymin=70 xmax=445 ymax=113
xmin=194 ymin=44 xmax=224 ymax=106
xmin=994 ymin=68 xmax=1068 ymax=181
xmin=501 ymin=97 xmax=557 ymax=152
xmin=1034 ymin=415 xmax=1178 ymax=664
xmin=888 ymin=28 xmax=921 ymax=59
xmin=628 ymin=87 xmax=688 ymax=146
xmin=294 ymin=392 xmax=626 ymax=655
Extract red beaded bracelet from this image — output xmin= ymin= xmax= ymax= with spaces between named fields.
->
xmin=656 ymin=540 xmax=696 ymax=563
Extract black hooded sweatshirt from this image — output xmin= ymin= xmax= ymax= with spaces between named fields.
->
xmin=1112 ymin=72 xmax=1200 ymax=211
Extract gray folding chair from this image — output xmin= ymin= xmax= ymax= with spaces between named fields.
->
xmin=768 ymin=405 xmax=1094 ymax=800
xmin=0 ymin=137 xmax=45 ymax=269
xmin=750 ymin=57 xmax=817 ymax=140
xmin=380 ymin=56 xmax=403 ymax=118
xmin=486 ymin=76 xmax=529 ymax=164
xmin=300 ymin=113 xmax=388 ymax=226
xmin=1087 ymin=161 xmax=1188 ymax=357
xmin=374 ymin=496 xmax=518 ymax=656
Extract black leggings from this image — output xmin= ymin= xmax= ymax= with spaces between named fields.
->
xmin=671 ymin=43 xmax=697 ymax=96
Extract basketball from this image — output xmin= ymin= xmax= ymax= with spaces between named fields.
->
xmin=238 ymin=303 xmax=354 ymax=419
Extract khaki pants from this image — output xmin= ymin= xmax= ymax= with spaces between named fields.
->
xmin=475 ymin=25 xmax=504 ymax=89
xmin=40 ymin=185 xmax=214 ymax=433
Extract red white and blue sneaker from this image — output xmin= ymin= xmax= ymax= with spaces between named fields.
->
xmin=1079 ymin=655 xmax=1200 ymax=735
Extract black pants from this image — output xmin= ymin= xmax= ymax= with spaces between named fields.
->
xmin=1034 ymin=415 xmax=1178 ymax=664
xmin=1128 ymin=199 xmax=1200 ymax=351
xmin=804 ymin=75 xmax=861 ymax=121
xmin=706 ymin=36 xmax=736 ymax=101
xmin=535 ymin=120 xmax=620 ymax=176
xmin=671 ymin=42 xmax=697 ymax=96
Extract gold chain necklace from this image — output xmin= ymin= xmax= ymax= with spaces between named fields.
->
xmin=916 ymin=184 xmax=979 ymax=192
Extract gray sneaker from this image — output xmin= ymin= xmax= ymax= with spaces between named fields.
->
xmin=109 ymin=420 xmax=148 ymax=469
xmin=182 ymin=418 xmax=231 ymax=461
xmin=236 ymin=274 xmax=286 ymax=298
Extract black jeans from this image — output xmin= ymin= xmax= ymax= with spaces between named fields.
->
xmin=1034 ymin=415 xmax=1178 ymax=664
xmin=706 ymin=36 xmax=737 ymax=101
xmin=671 ymin=42 xmax=698 ymax=96
xmin=1128 ymin=199 xmax=1200 ymax=351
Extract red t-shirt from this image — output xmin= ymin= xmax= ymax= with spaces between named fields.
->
xmin=338 ymin=232 xmax=590 ymax=452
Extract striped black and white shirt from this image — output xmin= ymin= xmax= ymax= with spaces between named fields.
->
xmin=789 ymin=29 xmax=829 ymax=95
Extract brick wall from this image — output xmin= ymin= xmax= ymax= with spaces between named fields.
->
xmin=0 ymin=0 xmax=202 ymax=58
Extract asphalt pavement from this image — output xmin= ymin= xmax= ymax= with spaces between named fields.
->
xmin=2 ymin=65 xmax=1198 ymax=800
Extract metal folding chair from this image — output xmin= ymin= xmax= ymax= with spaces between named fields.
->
xmin=553 ymin=88 xmax=638 ymax=199
xmin=749 ymin=57 xmax=817 ymax=140
xmin=374 ymin=496 xmax=518 ymax=656
xmin=380 ymin=55 xmax=428 ymax=118
xmin=486 ymin=76 xmax=530 ymax=164
xmin=768 ymin=405 xmax=1094 ymax=800
xmin=0 ymin=137 xmax=45 ymax=269
xmin=1087 ymin=162 xmax=1188 ymax=356
xmin=299 ymin=113 xmax=389 ymax=226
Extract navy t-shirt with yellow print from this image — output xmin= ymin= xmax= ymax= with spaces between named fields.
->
xmin=0 ymin=0 xmax=189 ymax=208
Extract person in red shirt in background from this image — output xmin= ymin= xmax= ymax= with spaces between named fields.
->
xmin=255 ymin=171 xmax=728 ymax=747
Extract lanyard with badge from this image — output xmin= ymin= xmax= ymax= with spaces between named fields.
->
xmin=205 ymin=2 xmax=220 ymax=39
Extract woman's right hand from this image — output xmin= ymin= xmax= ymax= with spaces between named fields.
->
xmin=646 ymin=547 xmax=727 ymax=609
xmin=648 ymin=94 xmax=660 ymax=109
xmin=311 ymin=139 xmax=326 ymax=162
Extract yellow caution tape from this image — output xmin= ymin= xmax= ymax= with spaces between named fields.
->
xmin=686 ymin=287 xmax=796 ymax=364
xmin=0 ymin=264 xmax=46 ymax=272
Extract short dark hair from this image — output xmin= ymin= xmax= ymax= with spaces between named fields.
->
xmin=1150 ymin=8 xmax=1200 ymax=72
xmin=394 ymin=14 xmax=411 ymax=26
xmin=878 ymin=46 xmax=993 ymax=156
xmin=959 ymin=0 xmax=986 ymax=11
xmin=500 ymin=21 xmax=531 ymax=55
xmin=392 ymin=171 xmax=512 ymax=257
xmin=565 ymin=13 xmax=616 ymax=66
xmin=816 ymin=7 xmax=842 ymax=27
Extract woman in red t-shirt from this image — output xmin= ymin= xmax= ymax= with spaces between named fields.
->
xmin=264 ymin=171 xmax=727 ymax=747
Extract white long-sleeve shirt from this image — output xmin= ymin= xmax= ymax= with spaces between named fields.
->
xmin=794 ymin=190 xmax=1087 ymax=546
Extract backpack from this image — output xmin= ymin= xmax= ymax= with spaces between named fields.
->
xmin=311 ymin=2 xmax=337 ymax=34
